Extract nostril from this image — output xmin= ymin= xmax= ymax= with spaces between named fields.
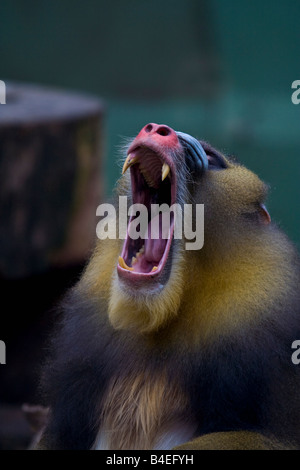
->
xmin=133 ymin=123 xmax=179 ymax=152
xmin=157 ymin=126 xmax=171 ymax=137
xmin=145 ymin=124 xmax=153 ymax=133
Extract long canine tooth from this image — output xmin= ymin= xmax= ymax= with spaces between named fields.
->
xmin=151 ymin=266 xmax=158 ymax=272
xmin=122 ymin=154 xmax=138 ymax=175
xmin=118 ymin=256 xmax=134 ymax=271
xmin=162 ymin=162 xmax=170 ymax=181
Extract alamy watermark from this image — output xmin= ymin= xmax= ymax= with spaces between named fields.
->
xmin=96 ymin=196 xmax=204 ymax=250
xmin=291 ymin=80 xmax=300 ymax=105
xmin=0 ymin=340 xmax=6 ymax=364
xmin=0 ymin=80 xmax=6 ymax=104
xmin=291 ymin=340 xmax=300 ymax=365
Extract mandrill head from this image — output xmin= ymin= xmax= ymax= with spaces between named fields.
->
xmin=81 ymin=123 xmax=294 ymax=340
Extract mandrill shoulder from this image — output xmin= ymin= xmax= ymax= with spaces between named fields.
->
xmin=173 ymin=431 xmax=296 ymax=450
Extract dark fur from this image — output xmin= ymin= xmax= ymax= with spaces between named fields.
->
xmin=42 ymin=278 xmax=300 ymax=449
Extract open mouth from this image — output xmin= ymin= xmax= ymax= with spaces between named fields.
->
xmin=117 ymin=145 xmax=177 ymax=280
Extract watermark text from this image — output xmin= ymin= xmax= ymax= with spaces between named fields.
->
xmin=291 ymin=80 xmax=300 ymax=105
xmin=0 ymin=80 xmax=6 ymax=104
xmin=0 ymin=340 xmax=6 ymax=364
xmin=96 ymin=197 xmax=204 ymax=250
xmin=292 ymin=340 xmax=300 ymax=365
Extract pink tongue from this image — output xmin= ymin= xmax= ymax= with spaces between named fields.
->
xmin=144 ymin=213 xmax=170 ymax=263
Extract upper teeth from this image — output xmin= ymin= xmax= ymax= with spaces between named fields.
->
xmin=122 ymin=154 xmax=138 ymax=174
xmin=140 ymin=167 xmax=158 ymax=188
xmin=122 ymin=154 xmax=171 ymax=185
xmin=162 ymin=162 xmax=170 ymax=181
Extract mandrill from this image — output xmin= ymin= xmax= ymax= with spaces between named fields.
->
xmin=40 ymin=123 xmax=300 ymax=450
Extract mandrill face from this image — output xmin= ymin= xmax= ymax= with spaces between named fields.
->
xmin=84 ymin=123 xmax=272 ymax=335
xmin=116 ymin=123 xmax=224 ymax=289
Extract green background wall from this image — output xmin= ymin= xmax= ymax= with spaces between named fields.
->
xmin=1 ymin=0 xmax=299 ymax=246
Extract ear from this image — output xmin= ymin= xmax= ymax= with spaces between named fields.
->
xmin=200 ymin=141 xmax=227 ymax=169
xmin=258 ymin=204 xmax=271 ymax=225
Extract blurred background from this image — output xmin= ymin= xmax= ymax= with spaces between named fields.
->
xmin=0 ymin=0 xmax=299 ymax=449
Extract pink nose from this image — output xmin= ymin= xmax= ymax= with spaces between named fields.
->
xmin=135 ymin=123 xmax=179 ymax=148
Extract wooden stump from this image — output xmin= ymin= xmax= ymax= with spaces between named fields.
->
xmin=0 ymin=82 xmax=105 ymax=278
